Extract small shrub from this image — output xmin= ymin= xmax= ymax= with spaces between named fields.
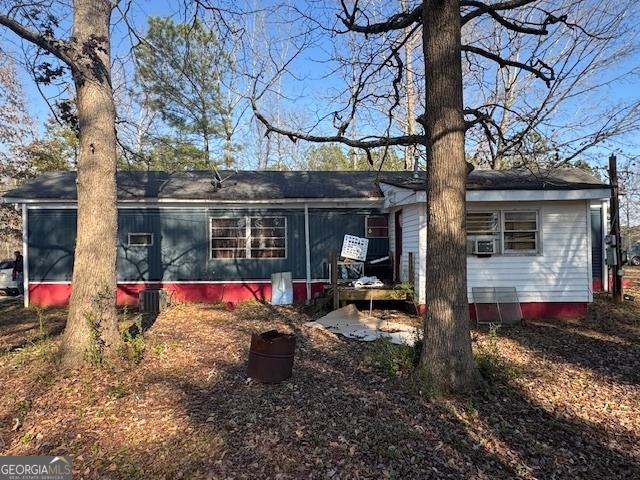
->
xmin=32 ymin=306 xmax=46 ymax=337
xmin=120 ymin=316 xmax=145 ymax=365
xmin=460 ymin=398 xmax=479 ymax=420
xmin=396 ymin=281 xmax=419 ymax=314
xmin=369 ymin=338 xmax=417 ymax=377
xmin=411 ymin=365 xmax=439 ymax=398
xmin=474 ymin=324 xmax=518 ymax=382
xmin=85 ymin=312 xmax=107 ymax=368
xmin=412 ymin=336 xmax=423 ymax=367
xmin=120 ymin=461 xmax=145 ymax=480
xmin=151 ymin=343 xmax=164 ymax=357
xmin=16 ymin=399 xmax=31 ymax=423
xmin=107 ymin=383 xmax=131 ymax=399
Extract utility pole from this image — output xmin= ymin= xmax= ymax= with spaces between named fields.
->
xmin=609 ymin=153 xmax=623 ymax=302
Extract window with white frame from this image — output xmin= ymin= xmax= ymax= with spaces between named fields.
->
xmin=365 ymin=215 xmax=389 ymax=238
xmin=210 ymin=216 xmax=286 ymax=259
xmin=128 ymin=233 xmax=153 ymax=247
xmin=466 ymin=210 xmax=539 ymax=255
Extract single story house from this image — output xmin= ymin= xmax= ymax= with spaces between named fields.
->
xmin=2 ymin=169 xmax=610 ymax=319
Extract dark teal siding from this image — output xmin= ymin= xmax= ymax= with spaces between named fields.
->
xmin=118 ymin=208 xmax=208 ymax=281
xmin=28 ymin=207 xmax=389 ymax=282
xmin=28 ymin=210 xmax=76 ymax=281
xmin=308 ymin=209 xmax=388 ymax=279
xmin=590 ymin=207 xmax=603 ymax=285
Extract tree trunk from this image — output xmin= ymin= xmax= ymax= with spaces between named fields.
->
xmin=62 ymin=0 xmax=120 ymax=366
xmin=420 ymin=0 xmax=478 ymax=392
xmin=203 ymin=128 xmax=210 ymax=164
xmin=492 ymin=67 xmax=517 ymax=170
xmin=401 ymin=0 xmax=418 ymax=171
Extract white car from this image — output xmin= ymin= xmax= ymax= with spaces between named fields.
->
xmin=0 ymin=259 xmax=18 ymax=295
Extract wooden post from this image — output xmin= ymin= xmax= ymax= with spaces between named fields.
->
xmin=331 ymin=252 xmax=339 ymax=310
xmin=610 ymin=154 xmax=623 ymax=302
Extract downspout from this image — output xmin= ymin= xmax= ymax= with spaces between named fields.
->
xmin=22 ymin=204 xmax=29 ymax=308
xmin=304 ymin=203 xmax=312 ymax=303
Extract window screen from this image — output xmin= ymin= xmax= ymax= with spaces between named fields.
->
xmin=365 ymin=216 xmax=389 ymax=238
xmin=503 ymin=211 xmax=538 ymax=252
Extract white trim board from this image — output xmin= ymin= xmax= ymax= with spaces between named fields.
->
xmin=3 ymin=197 xmax=385 ymax=208
xmin=379 ymin=182 xmax=610 ymax=206
xmin=466 ymin=188 xmax=611 ymax=202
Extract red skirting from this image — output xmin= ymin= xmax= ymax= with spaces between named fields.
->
xmin=28 ymin=281 xmax=326 ymax=308
xmin=29 ymin=282 xmax=588 ymax=319
xmin=417 ymin=302 xmax=588 ymax=320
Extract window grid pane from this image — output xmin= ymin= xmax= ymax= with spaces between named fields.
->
xmin=504 ymin=211 xmax=538 ymax=252
xmin=466 ymin=212 xmax=499 ymax=235
xmin=210 ymin=218 xmax=247 ymax=259
xmin=250 ymin=217 xmax=286 ymax=259
xmin=366 ymin=216 xmax=389 ymax=238
xmin=211 ymin=216 xmax=286 ymax=259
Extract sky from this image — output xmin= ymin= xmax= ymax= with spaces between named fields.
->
xmin=1 ymin=0 xmax=639 ymax=171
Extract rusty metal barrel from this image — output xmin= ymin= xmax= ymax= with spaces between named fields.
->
xmin=247 ymin=330 xmax=296 ymax=383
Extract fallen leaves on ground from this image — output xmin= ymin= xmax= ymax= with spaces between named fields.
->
xmin=0 ymin=297 xmax=639 ymax=479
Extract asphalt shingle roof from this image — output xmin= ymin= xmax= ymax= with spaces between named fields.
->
xmin=1 ymin=168 xmax=608 ymax=202
xmin=380 ymin=168 xmax=607 ymax=191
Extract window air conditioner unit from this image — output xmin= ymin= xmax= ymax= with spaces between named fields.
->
xmin=474 ymin=239 xmax=495 ymax=255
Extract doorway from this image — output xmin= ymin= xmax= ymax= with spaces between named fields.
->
xmin=394 ymin=210 xmax=402 ymax=282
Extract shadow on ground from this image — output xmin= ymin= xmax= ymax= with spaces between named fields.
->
xmin=1 ymin=301 xmax=639 ymax=479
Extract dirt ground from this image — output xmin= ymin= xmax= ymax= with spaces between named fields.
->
xmin=1 ymin=296 xmax=640 ymax=479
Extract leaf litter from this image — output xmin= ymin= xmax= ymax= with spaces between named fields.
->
xmin=0 ymin=295 xmax=639 ymax=479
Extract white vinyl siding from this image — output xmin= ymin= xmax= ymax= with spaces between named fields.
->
xmin=390 ymin=199 xmax=593 ymax=305
xmin=400 ymin=205 xmax=420 ymax=286
xmin=417 ymin=205 xmax=427 ymax=304
xmin=388 ymin=205 xmax=424 ymax=302
xmin=466 ymin=201 xmax=590 ymax=303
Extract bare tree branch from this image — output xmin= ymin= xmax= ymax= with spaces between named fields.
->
xmin=460 ymin=0 xmax=539 ymax=25
xmin=462 ymin=44 xmax=554 ymax=85
xmin=251 ymin=94 xmax=424 ymax=149
xmin=0 ymin=14 xmax=75 ymax=67
xmin=337 ymin=1 xmax=422 ymax=34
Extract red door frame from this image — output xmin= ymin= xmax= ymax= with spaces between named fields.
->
xmin=394 ymin=210 xmax=403 ymax=282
